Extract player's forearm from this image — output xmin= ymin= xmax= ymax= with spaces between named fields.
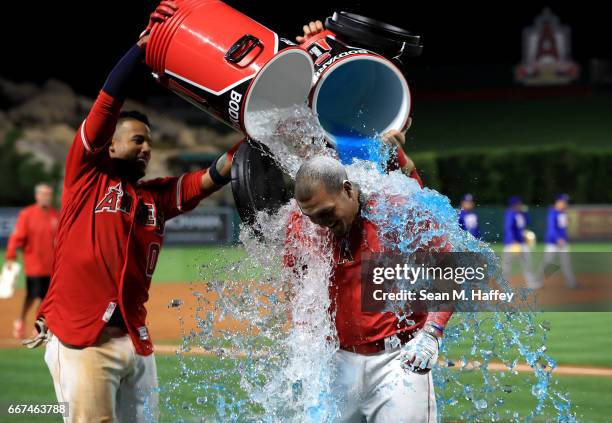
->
xmin=407 ymin=168 xmax=424 ymax=188
xmin=5 ymin=235 xmax=25 ymax=260
xmin=201 ymin=139 xmax=245 ymax=192
xmin=101 ymin=43 xmax=145 ymax=101
xmin=396 ymin=149 xmax=423 ymax=188
xmin=5 ymin=247 xmax=18 ymax=261
xmin=82 ymin=44 xmax=145 ymax=152
xmin=425 ymin=311 xmax=453 ymax=338
xmin=397 ymin=148 xmax=416 ymax=174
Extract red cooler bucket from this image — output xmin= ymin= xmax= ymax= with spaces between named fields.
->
xmin=146 ymin=0 xmax=315 ymax=136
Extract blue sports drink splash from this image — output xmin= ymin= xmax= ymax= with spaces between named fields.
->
xmin=334 ymin=136 xmax=384 ymax=166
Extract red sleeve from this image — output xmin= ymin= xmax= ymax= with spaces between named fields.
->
xmin=283 ymin=211 xmax=302 ymax=268
xmin=409 ymin=168 xmax=424 ymax=188
xmin=389 ymin=148 xmax=424 ymax=188
xmin=64 ymin=90 xmax=123 ymax=188
xmin=5 ymin=210 xmax=28 ymax=260
xmin=143 ymin=169 xmax=208 ymax=220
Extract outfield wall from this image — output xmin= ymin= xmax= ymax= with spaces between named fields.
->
xmin=452 ymin=205 xmax=612 ymax=243
xmin=2 ymin=205 xmax=611 ymax=246
xmin=0 ymin=206 xmax=241 ymax=247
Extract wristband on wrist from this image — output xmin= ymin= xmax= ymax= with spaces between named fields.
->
xmin=423 ymin=322 xmax=444 ymax=340
xmin=207 ymin=139 xmax=244 ymax=186
xmin=208 ymin=156 xmax=231 ymax=186
xmin=427 ymin=322 xmax=445 ymax=333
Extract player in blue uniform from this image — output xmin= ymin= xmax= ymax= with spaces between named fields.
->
xmin=502 ymin=196 xmax=540 ymax=288
xmin=458 ymin=193 xmax=481 ymax=239
xmin=540 ymin=194 xmax=577 ymax=288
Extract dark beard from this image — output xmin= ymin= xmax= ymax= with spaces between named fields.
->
xmin=111 ymin=158 xmax=145 ymax=182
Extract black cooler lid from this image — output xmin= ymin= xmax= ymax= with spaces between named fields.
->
xmin=230 ymin=140 xmax=294 ymax=226
xmin=325 ymin=11 xmax=423 ymax=59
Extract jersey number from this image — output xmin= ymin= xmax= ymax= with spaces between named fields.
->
xmin=146 ymin=243 xmax=161 ymax=278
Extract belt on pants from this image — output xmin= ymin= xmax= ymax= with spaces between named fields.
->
xmin=341 ymin=331 xmax=414 ymax=355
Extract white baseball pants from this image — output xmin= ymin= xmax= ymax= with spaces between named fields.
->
xmin=331 ymin=348 xmax=437 ymax=423
xmin=44 ymin=328 xmax=158 ymax=423
xmin=540 ymin=243 xmax=577 ymax=288
xmin=502 ymin=244 xmax=540 ymax=288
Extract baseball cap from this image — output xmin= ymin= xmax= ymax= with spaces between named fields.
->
xmin=556 ymin=193 xmax=570 ymax=202
xmin=508 ymin=196 xmax=522 ymax=206
xmin=462 ymin=193 xmax=474 ymax=202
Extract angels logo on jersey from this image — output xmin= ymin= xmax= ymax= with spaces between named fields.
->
xmin=95 ymin=182 xmax=133 ymax=214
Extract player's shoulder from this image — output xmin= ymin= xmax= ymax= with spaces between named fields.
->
xmin=365 ymin=192 xmax=408 ymax=209
xmin=21 ymin=204 xmax=39 ymax=215
xmin=286 ymin=208 xmax=304 ymax=231
xmin=137 ymin=176 xmax=179 ymax=192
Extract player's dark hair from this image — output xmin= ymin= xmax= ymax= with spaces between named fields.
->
xmin=295 ymin=156 xmax=347 ymax=201
xmin=118 ymin=110 xmax=151 ymax=129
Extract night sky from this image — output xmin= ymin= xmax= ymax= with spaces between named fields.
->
xmin=2 ymin=1 xmax=607 ymax=97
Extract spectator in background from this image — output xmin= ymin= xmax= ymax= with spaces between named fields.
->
xmin=5 ymin=183 xmax=59 ymax=338
xmin=458 ymin=193 xmax=480 ymax=239
xmin=502 ymin=196 xmax=540 ymax=289
xmin=540 ymin=194 xmax=577 ymax=288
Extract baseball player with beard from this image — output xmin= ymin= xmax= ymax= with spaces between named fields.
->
xmin=23 ymin=2 xmax=242 ymax=421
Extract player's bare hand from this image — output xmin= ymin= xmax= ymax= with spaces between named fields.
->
xmin=399 ymin=329 xmax=439 ymax=373
xmin=137 ymin=34 xmax=150 ymax=48
xmin=296 ymin=20 xmax=324 ymax=43
xmin=4 ymin=259 xmax=15 ymax=271
xmin=140 ymin=0 xmax=178 ymax=40
xmin=380 ymin=118 xmax=412 ymax=149
xmin=381 ymin=129 xmax=405 ymax=150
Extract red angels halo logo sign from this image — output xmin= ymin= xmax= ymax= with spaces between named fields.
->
xmin=515 ymin=8 xmax=579 ymax=85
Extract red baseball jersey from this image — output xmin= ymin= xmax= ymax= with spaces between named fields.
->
xmin=38 ymin=90 xmax=209 ymax=356
xmin=5 ymin=204 xmax=59 ymax=277
xmin=284 ymin=186 xmax=453 ymax=349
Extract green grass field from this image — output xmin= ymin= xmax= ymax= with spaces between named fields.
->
xmin=1 ymin=314 xmax=612 ymax=423
xmin=1 ymin=244 xmax=612 ymax=421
